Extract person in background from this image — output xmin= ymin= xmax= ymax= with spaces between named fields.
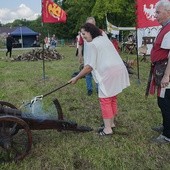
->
xmin=44 ymin=36 xmax=50 ymax=49
xmin=75 ymin=31 xmax=81 ymax=57
xmin=148 ymin=0 xmax=170 ymax=144
xmin=35 ymin=35 xmax=40 ymax=47
xmin=32 ymin=35 xmax=40 ymax=47
xmin=110 ymin=35 xmax=120 ymax=53
xmin=69 ymin=23 xmax=130 ymax=136
xmin=6 ymin=33 xmax=14 ymax=58
xmin=110 ymin=34 xmax=134 ymax=75
xmin=50 ymin=34 xmax=57 ymax=49
xmin=78 ymin=17 xmax=100 ymax=96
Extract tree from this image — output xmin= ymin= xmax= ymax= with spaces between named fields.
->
xmin=2 ymin=0 xmax=136 ymax=40
xmin=65 ymin=0 xmax=96 ymax=32
xmin=92 ymin=0 xmax=135 ymax=27
xmin=65 ymin=0 xmax=135 ymax=31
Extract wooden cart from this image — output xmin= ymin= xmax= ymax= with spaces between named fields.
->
xmin=0 ymin=99 xmax=92 ymax=163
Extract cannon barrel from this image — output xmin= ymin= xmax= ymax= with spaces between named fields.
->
xmin=0 ymin=100 xmax=93 ymax=132
xmin=0 ymin=104 xmax=22 ymax=116
xmin=0 ymin=99 xmax=92 ymax=163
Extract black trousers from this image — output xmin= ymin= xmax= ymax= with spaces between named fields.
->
xmin=158 ymin=89 xmax=170 ymax=138
xmin=6 ymin=46 xmax=12 ymax=57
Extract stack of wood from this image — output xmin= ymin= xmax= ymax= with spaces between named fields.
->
xmin=12 ymin=49 xmax=64 ymax=61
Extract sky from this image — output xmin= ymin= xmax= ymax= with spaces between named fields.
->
xmin=0 ymin=0 xmax=42 ymax=24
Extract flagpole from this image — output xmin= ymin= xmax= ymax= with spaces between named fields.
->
xmin=42 ymin=40 xmax=46 ymax=81
xmin=41 ymin=0 xmax=47 ymax=81
xmin=41 ymin=0 xmax=67 ymax=81
xmin=135 ymin=28 xmax=140 ymax=84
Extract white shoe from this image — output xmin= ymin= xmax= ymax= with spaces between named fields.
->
xmin=152 ymin=134 xmax=170 ymax=144
xmin=165 ymin=136 xmax=170 ymax=142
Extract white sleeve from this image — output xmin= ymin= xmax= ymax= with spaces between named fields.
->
xmin=161 ymin=32 xmax=170 ymax=49
xmin=86 ymin=43 xmax=97 ymax=69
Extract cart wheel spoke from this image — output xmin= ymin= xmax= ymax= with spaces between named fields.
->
xmin=9 ymin=123 xmax=18 ymax=135
xmin=0 ymin=101 xmax=20 ymax=135
xmin=0 ymin=116 xmax=32 ymax=163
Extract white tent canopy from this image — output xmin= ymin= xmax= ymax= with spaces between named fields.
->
xmin=112 ymin=26 xmax=161 ymax=55
xmin=137 ymin=26 xmax=161 ymax=55
xmin=107 ymin=22 xmax=161 ymax=55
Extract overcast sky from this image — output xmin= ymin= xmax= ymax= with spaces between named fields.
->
xmin=0 ymin=0 xmax=42 ymax=24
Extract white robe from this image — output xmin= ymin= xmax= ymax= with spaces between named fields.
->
xmin=86 ymin=35 xmax=130 ymax=98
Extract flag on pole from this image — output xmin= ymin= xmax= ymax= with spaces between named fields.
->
xmin=106 ymin=19 xmax=119 ymax=35
xmin=42 ymin=0 xmax=67 ymax=23
xmin=136 ymin=0 xmax=160 ymax=28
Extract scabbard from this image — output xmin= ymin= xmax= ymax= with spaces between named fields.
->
xmin=145 ymin=64 xmax=153 ymax=98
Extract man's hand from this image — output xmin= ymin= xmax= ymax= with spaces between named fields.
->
xmin=161 ymin=75 xmax=170 ymax=88
xmin=79 ymin=56 xmax=83 ymax=64
xmin=78 ymin=45 xmax=84 ymax=64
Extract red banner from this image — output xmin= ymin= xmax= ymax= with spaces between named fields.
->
xmin=42 ymin=0 xmax=67 ymax=23
xmin=136 ymin=0 xmax=160 ymax=28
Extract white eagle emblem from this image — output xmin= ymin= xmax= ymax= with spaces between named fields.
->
xmin=143 ymin=4 xmax=156 ymax=21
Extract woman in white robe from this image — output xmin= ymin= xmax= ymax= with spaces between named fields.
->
xmin=69 ymin=23 xmax=130 ymax=136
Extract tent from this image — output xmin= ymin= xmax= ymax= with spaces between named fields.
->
xmin=109 ymin=26 xmax=160 ymax=55
xmin=137 ymin=26 xmax=161 ymax=55
xmin=10 ymin=26 xmax=39 ymax=48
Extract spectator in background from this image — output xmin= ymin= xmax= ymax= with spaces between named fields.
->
xmin=50 ymin=34 xmax=57 ymax=49
xmin=44 ymin=36 xmax=50 ymax=49
xmin=6 ymin=33 xmax=14 ymax=58
xmin=32 ymin=35 xmax=40 ymax=47
xmin=35 ymin=35 xmax=40 ymax=47
xmin=32 ymin=40 xmax=37 ymax=47
xmin=78 ymin=17 xmax=107 ymax=96
xmin=75 ymin=31 xmax=81 ymax=56
xmin=110 ymin=34 xmax=120 ymax=53
xmin=110 ymin=34 xmax=134 ymax=75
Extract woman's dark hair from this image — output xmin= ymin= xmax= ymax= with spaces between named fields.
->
xmin=81 ymin=23 xmax=102 ymax=39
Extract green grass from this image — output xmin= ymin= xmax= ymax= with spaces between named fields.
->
xmin=0 ymin=47 xmax=170 ymax=170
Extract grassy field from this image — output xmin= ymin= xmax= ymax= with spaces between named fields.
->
xmin=0 ymin=46 xmax=170 ymax=170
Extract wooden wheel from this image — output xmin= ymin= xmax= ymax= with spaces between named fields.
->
xmin=0 ymin=100 xmax=18 ymax=109
xmin=0 ymin=101 xmax=21 ymax=135
xmin=0 ymin=115 xmax=32 ymax=163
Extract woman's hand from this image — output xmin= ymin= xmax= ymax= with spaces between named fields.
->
xmin=68 ymin=77 xmax=78 ymax=84
xmin=68 ymin=65 xmax=92 ymax=85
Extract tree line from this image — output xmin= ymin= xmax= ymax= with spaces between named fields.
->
xmin=1 ymin=0 xmax=136 ymax=41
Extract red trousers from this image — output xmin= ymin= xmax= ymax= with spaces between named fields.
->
xmin=99 ymin=96 xmax=117 ymax=119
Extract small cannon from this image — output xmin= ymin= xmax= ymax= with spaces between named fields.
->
xmin=0 ymin=99 xmax=92 ymax=163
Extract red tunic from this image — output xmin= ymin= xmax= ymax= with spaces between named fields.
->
xmin=111 ymin=39 xmax=119 ymax=53
xmin=149 ymin=24 xmax=170 ymax=95
xmin=151 ymin=24 xmax=170 ymax=62
xmin=79 ymin=35 xmax=84 ymax=46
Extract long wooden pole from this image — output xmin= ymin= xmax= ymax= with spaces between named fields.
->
xmin=135 ymin=28 xmax=141 ymax=84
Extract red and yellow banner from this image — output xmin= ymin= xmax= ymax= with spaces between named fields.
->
xmin=136 ymin=0 xmax=160 ymax=28
xmin=42 ymin=0 xmax=67 ymax=23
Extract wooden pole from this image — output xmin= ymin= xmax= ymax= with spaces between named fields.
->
xmin=135 ymin=28 xmax=141 ymax=84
